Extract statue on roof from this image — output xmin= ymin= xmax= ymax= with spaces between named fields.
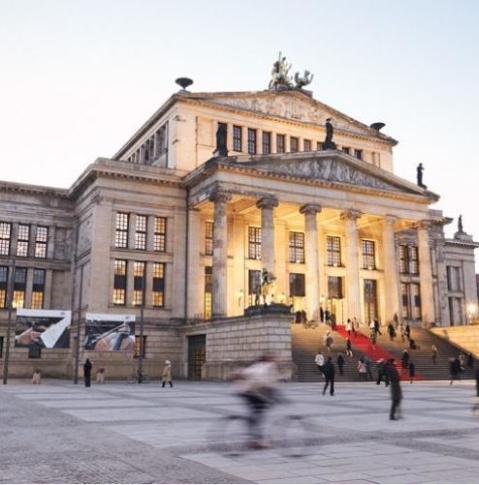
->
xmin=458 ymin=215 xmax=464 ymax=234
xmin=294 ymin=70 xmax=314 ymax=89
xmin=269 ymin=52 xmax=293 ymax=90
xmin=214 ymin=123 xmax=228 ymax=157
xmin=322 ymin=118 xmax=337 ymax=150
xmin=416 ymin=163 xmax=427 ymax=188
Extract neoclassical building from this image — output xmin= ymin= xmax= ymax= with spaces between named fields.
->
xmin=0 ymin=64 xmax=477 ymax=379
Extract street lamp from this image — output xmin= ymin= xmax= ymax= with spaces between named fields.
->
xmin=2 ymin=259 xmax=16 ymax=385
xmin=137 ymin=270 xmax=145 ymax=384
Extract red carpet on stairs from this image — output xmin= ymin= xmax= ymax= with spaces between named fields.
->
xmin=334 ymin=325 xmax=423 ymax=380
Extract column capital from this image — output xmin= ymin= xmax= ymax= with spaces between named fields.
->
xmin=256 ymin=196 xmax=279 ymax=210
xmin=340 ymin=209 xmax=363 ymax=222
xmin=300 ymin=204 xmax=322 ymax=215
xmin=209 ymin=187 xmax=232 ymax=204
xmin=415 ymin=219 xmax=434 ymax=230
xmin=383 ymin=215 xmax=398 ymax=226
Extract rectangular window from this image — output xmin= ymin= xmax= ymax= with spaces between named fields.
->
xmin=16 ymin=224 xmax=30 ymax=257
xmin=362 ymin=240 xmax=376 ymax=270
xmin=12 ymin=267 xmax=27 ymax=309
xmin=262 ymin=131 xmax=271 ymax=155
xmin=328 ymin=276 xmax=343 ymax=299
xmin=399 ymin=245 xmax=409 ymax=274
xmin=401 ymin=283 xmax=409 ymax=319
xmin=401 ymin=283 xmax=422 ymax=320
xmin=156 ymin=123 xmax=168 ymax=157
xmin=132 ymin=261 xmax=146 ymax=306
xmin=289 ymin=273 xmax=305 ymax=297
xmin=115 ymin=213 xmax=129 ymax=249
xmin=205 ymin=221 xmax=214 ymax=256
xmin=135 ymin=215 xmax=147 ymax=250
xmin=303 ymin=139 xmax=311 ymax=152
xmin=248 ymin=269 xmax=261 ymax=306
xmin=34 ymin=226 xmax=48 ymax=258
xmin=0 ymin=266 xmax=8 ymax=309
xmin=112 ymin=259 xmax=127 ymax=305
xmin=134 ymin=336 xmax=147 ymax=358
xmin=342 ymin=147 xmax=351 ymax=155
xmin=327 ymin=236 xmax=341 ymax=267
xmin=354 ymin=149 xmax=363 ymax=160
xmin=152 ymin=262 xmax=165 ymax=307
xmin=31 ymin=269 xmax=46 ymax=309
xmin=247 ymin=128 xmax=257 ymax=155
xmin=288 ymin=232 xmax=305 ymax=264
xmin=290 ymin=136 xmax=299 ymax=152
xmin=248 ymin=226 xmax=262 ymax=260
xmin=409 ymin=246 xmax=419 ymax=275
xmin=233 ymin=125 xmax=242 ymax=152
xmin=154 ymin=217 xmax=167 ymax=252
xmin=317 ymin=142 xmax=323 ymax=151
xmin=0 ymin=222 xmax=12 ymax=256
xmin=276 ymin=134 xmax=285 ymax=153
xmin=204 ymin=266 xmax=212 ymax=319
xmin=411 ymin=283 xmax=421 ymax=320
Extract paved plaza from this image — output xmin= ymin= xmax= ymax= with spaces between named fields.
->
xmin=1 ymin=379 xmax=479 ymax=484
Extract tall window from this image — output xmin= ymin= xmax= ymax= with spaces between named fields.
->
xmin=154 ymin=217 xmax=167 ymax=252
xmin=328 ymin=276 xmax=343 ymax=299
xmin=115 ymin=213 xmax=129 ymax=248
xmin=402 ymin=283 xmax=421 ymax=320
xmin=447 ymin=266 xmax=462 ymax=291
xmin=16 ymin=224 xmax=30 ymax=257
xmin=289 ymin=273 xmax=305 ymax=297
xmin=248 ymin=227 xmax=261 ymax=260
xmin=156 ymin=123 xmax=168 ymax=157
xmin=134 ymin=336 xmax=147 ymax=358
xmin=364 ymin=279 xmax=378 ymax=322
xmin=399 ymin=245 xmax=408 ymax=274
xmin=0 ymin=266 xmax=8 ymax=309
xmin=205 ymin=221 xmax=214 ymax=256
xmin=327 ymin=236 xmax=341 ymax=266
xmin=342 ymin=147 xmax=351 ymax=155
xmin=262 ymin=131 xmax=271 ymax=155
xmin=399 ymin=245 xmax=419 ymax=275
xmin=152 ymin=262 xmax=165 ymax=307
xmin=354 ymin=149 xmax=363 ymax=160
xmin=233 ymin=125 xmax=242 ymax=152
xmin=0 ymin=222 xmax=12 ymax=256
xmin=317 ymin=142 xmax=323 ymax=151
xmin=135 ymin=215 xmax=147 ymax=250
xmin=12 ymin=267 xmax=27 ymax=309
xmin=31 ymin=269 xmax=45 ymax=309
xmin=247 ymin=128 xmax=257 ymax=155
xmin=276 ymin=134 xmax=285 ymax=153
xmin=112 ymin=259 xmax=127 ymax=305
xmin=409 ymin=246 xmax=419 ymax=274
xmin=132 ymin=262 xmax=145 ymax=306
xmin=290 ymin=136 xmax=299 ymax=152
xmin=288 ymin=232 xmax=305 ymax=264
xmin=303 ymin=139 xmax=311 ymax=152
xmin=248 ymin=269 xmax=261 ymax=306
xmin=34 ymin=226 xmax=48 ymax=258
xmin=204 ymin=266 xmax=212 ymax=319
xmin=362 ymin=240 xmax=376 ymax=270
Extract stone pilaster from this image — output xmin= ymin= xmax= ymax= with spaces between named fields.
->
xmin=186 ymin=208 xmax=202 ymax=319
xmin=382 ymin=216 xmax=400 ymax=323
xmin=300 ymin=204 xmax=322 ymax=321
xmin=209 ymin=188 xmax=231 ymax=318
xmin=256 ymin=196 xmax=278 ymax=275
xmin=341 ymin=209 xmax=362 ymax=322
xmin=417 ymin=221 xmax=435 ymax=327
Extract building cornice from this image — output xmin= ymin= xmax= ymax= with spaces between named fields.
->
xmin=0 ymin=180 xmax=69 ymax=199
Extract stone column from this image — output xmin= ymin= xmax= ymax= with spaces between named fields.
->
xmin=382 ymin=216 xmax=400 ymax=323
xmin=256 ymin=196 xmax=279 ymax=275
xmin=341 ymin=209 xmax=362 ymax=322
xmin=209 ymin=189 xmax=231 ymax=318
xmin=417 ymin=221 xmax=435 ymax=327
xmin=300 ymin=204 xmax=322 ymax=321
xmin=186 ymin=208 xmax=202 ymax=319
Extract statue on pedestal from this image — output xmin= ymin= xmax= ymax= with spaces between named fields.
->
xmin=294 ymin=70 xmax=314 ymax=89
xmin=458 ymin=215 xmax=464 ymax=234
xmin=260 ymin=268 xmax=276 ymax=305
xmin=322 ymin=118 xmax=337 ymax=150
xmin=214 ymin=123 xmax=228 ymax=157
xmin=269 ymin=52 xmax=293 ymax=90
xmin=416 ymin=163 xmax=427 ymax=188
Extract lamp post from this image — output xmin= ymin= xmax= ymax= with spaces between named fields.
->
xmin=137 ymin=270 xmax=145 ymax=384
xmin=2 ymin=259 xmax=16 ymax=385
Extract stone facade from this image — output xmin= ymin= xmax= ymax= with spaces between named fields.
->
xmin=0 ymin=84 xmax=477 ymax=380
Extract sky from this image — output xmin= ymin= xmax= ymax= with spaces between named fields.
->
xmin=1 ymin=0 xmax=478 ymax=267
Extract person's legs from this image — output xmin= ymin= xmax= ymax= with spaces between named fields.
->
xmin=330 ymin=379 xmax=335 ymax=396
xmin=162 ymin=380 xmax=166 ymax=388
xmin=169 ymin=380 xmax=173 ymax=387
xmin=323 ymin=379 xmax=329 ymax=395
xmin=390 ymin=398 xmax=399 ymax=420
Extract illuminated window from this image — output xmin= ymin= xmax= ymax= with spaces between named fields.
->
xmin=115 ymin=213 xmax=129 ymax=248
xmin=112 ymin=260 xmax=127 ymax=305
xmin=0 ymin=222 xmax=12 ymax=256
xmin=409 ymin=246 xmax=419 ymax=275
xmin=205 ymin=221 xmax=214 ymax=256
xmin=12 ymin=267 xmax=27 ymax=309
xmin=34 ymin=226 xmax=48 ymax=258
xmin=204 ymin=266 xmax=212 ymax=319
xmin=152 ymin=263 xmax=165 ymax=307
xmin=290 ymin=137 xmax=299 ymax=152
xmin=247 ymin=128 xmax=257 ymax=155
xmin=0 ymin=266 xmax=8 ymax=309
xmin=31 ymin=269 xmax=45 ymax=309
xmin=133 ymin=261 xmax=145 ymax=306
xmin=303 ymin=139 xmax=311 ymax=152
xmin=361 ymin=240 xmax=376 ymax=270
xmin=289 ymin=273 xmax=305 ymax=297
xmin=262 ymin=132 xmax=271 ymax=155
xmin=135 ymin=215 xmax=147 ymax=250
xmin=134 ymin=336 xmax=147 ymax=358
xmin=288 ymin=232 xmax=305 ymax=264
xmin=154 ymin=217 xmax=167 ymax=252
xmin=16 ymin=224 xmax=30 ymax=257
xmin=276 ymin=134 xmax=285 ymax=153
xmin=327 ymin=236 xmax=341 ymax=266
xmin=233 ymin=125 xmax=242 ymax=152
xmin=248 ymin=227 xmax=261 ymax=260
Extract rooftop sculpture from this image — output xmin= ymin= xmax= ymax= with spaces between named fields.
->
xmin=269 ymin=52 xmax=313 ymax=90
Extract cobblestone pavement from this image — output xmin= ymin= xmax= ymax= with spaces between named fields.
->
xmin=1 ymin=379 xmax=479 ymax=483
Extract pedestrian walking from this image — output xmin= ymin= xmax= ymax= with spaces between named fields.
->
xmin=387 ymin=322 xmax=396 ymax=341
xmin=399 ymin=322 xmax=406 ymax=343
xmin=408 ymin=361 xmax=416 ymax=384
xmin=449 ymin=357 xmax=460 ymax=385
xmin=324 ymin=331 xmax=334 ymax=352
xmin=352 ymin=317 xmax=359 ymax=333
xmin=337 ymin=353 xmax=345 ymax=376
xmin=405 ymin=323 xmax=411 ymax=341
xmin=374 ymin=319 xmax=382 ymax=336
xmin=346 ymin=338 xmax=353 ymax=357
xmin=162 ymin=360 xmax=173 ymax=388
xmin=346 ymin=318 xmax=353 ymax=337
xmin=431 ymin=344 xmax=438 ymax=364
xmin=357 ymin=358 xmax=367 ymax=381
xmin=376 ymin=359 xmax=389 ymax=386
xmin=32 ymin=369 xmax=41 ymax=385
xmin=96 ymin=368 xmax=105 ymax=384
xmin=314 ymin=351 xmax=325 ymax=376
xmin=385 ymin=358 xmax=402 ymax=420
xmin=322 ymin=357 xmax=335 ymax=396
xmin=459 ymin=353 xmax=466 ymax=372
xmin=401 ymin=349 xmax=409 ymax=369
xmin=83 ymin=358 xmax=92 ymax=388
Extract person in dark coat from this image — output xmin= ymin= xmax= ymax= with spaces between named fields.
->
xmin=387 ymin=322 xmax=396 ymax=341
xmin=83 ymin=358 xmax=92 ymax=388
xmin=374 ymin=319 xmax=382 ymax=336
xmin=449 ymin=357 xmax=460 ymax=385
xmin=405 ymin=324 xmax=411 ymax=341
xmin=408 ymin=361 xmax=416 ymax=384
xmin=376 ymin=359 xmax=389 ymax=386
xmin=322 ymin=357 xmax=335 ymax=396
xmin=346 ymin=338 xmax=353 ymax=357
xmin=385 ymin=358 xmax=402 ymax=420
xmin=401 ymin=349 xmax=409 ymax=369
xmin=336 ymin=353 xmax=345 ymax=376
xmin=467 ymin=353 xmax=474 ymax=369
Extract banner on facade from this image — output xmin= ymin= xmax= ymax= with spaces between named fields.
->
xmin=84 ymin=313 xmax=136 ymax=351
xmin=15 ymin=309 xmax=71 ymax=350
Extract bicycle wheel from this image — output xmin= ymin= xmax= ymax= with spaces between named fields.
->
xmin=271 ymin=415 xmax=318 ymax=458
xmin=208 ymin=415 xmax=250 ymax=457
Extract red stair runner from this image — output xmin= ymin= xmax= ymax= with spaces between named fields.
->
xmin=334 ymin=325 xmax=423 ymax=380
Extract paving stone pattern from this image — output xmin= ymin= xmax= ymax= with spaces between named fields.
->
xmin=1 ymin=379 xmax=479 ymax=483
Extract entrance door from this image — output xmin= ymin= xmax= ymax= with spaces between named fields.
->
xmin=364 ymin=279 xmax=378 ymax=323
xmin=188 ymin=334 xmax=206 ymax=380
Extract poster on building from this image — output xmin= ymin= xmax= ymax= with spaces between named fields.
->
xmin=15 ymin=309 xmax=71 ymax=350
xmin=84 ymin=313 xmax=136 ymax=351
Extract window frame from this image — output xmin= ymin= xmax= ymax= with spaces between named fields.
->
xmin=248 ymin=226 xmax=262 ymax=260
xmin=154 ymin=217 xmax=167 ymax=252
xmin=135 ymin=215 xmax=147 ymax=250
xmin=112 ymin=259 xmax=127 ymax=306
xmin=290 ymin=136 xmax=299 ymax=153
xmin=288 ymin=231 xmax=305 ymax=264
xmin=247 ymin=128 xmax=257 ymax=155
xmin=233 ymin=125 xmax=242 ymax=152
xmin=276 ymin=134 xmax=285 ymax=153
xmin=205 ymin=221 xmax=214 ymax=256
xmin=152 ymin=262 xmax=166 ymax=308
xmin=361 ymin=239 xmax=376 ymax=270
xmin=262 ymin=131 xmax=271 ymax=155
xmin=16 ymin=224 xmax=30 ymax=257
xmin=0 ymin=222 xmax=12 ymax=256
xmin=327 ymin=235 xmax=342 ymax=267
xmin=115 ymin=213 xmax=129 ymax=249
